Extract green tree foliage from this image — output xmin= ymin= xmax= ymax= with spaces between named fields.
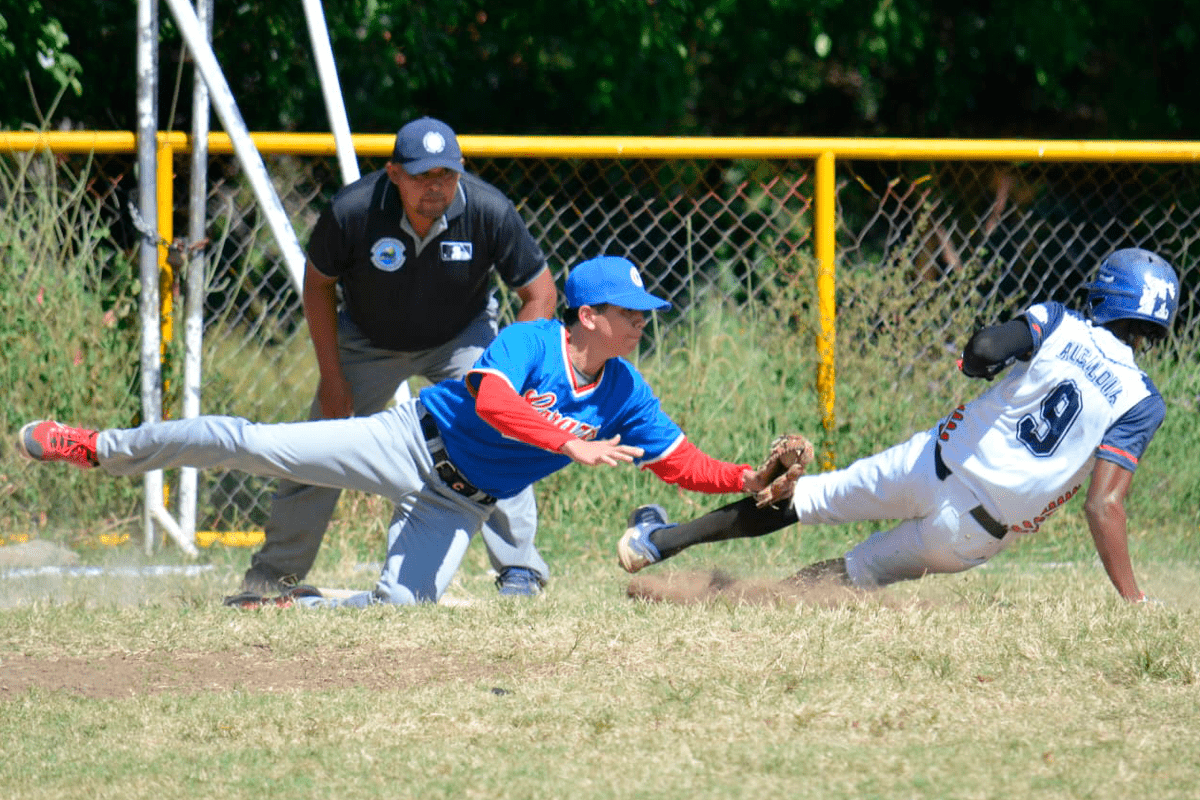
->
xmin=1 ymin=0 xmax=1197 ymax=137
xmin=0 ymin=0 xmax=84 ymax=126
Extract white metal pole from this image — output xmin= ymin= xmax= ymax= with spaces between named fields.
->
xmin=179 ymin=0 xmax=214 ymax=543
xmin=161 ymin=0 xmax=307 ymax=292
xmin=301 ymin=0 xmax=409 ymax=403
xmin=302 ymin=0 xmax=360 ymax=184
xmin=136 ymin=0 xmax=165 ymax=555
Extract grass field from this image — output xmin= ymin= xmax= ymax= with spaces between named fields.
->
xmin=3 ymin=302 xmax=1198 ymax=798
xmin=4 ymin=160 xmax=1198 ymax=797
xmin=1 ymin=537 xmax=1198 ymax=800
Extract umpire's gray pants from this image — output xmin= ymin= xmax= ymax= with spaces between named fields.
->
xmin=251 ymin=306 xmax=545 ymax=585
xmin=98 ymin=401 xmax=500 ymax=604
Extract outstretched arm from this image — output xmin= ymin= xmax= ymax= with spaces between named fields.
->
xmin=474 ymin=374 xmax=644 ymax=466
xmin=644 ymin=440 xmax=752 ymax=495
xmin=1083 ymin=459 xmax=1144 ymax=601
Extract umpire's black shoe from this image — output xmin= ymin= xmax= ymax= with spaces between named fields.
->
xmin=223 ymin=584 xmax=324 ymax=609
xmin=241 ymin=565 xmax=298 ymax=595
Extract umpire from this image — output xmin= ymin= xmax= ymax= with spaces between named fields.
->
xmin=242 ymin=116 xmax=558 ymax=597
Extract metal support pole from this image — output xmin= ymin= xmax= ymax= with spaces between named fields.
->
xmin=179 ymin=0 xmax=214 ymax=543
xmin=136 ymin=0 xmax=164 ymax=555
xmin=161 ymin=0 xmax=307 ymax=292
xmin=814 ymin=151 xmax=838 ymax=472
xmin=302 ymin=0 xmax=360 ymax=184
xmin=133 ymin=0 xmax=201 ymax=557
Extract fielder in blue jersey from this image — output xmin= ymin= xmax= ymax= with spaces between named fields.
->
xmin=17 ymin=256 xmax=773 ymax=607
xmin=421 ymin=319 xmax=689 ymax=499
xmin=618 ymin=248 xmax=1179 ymax=603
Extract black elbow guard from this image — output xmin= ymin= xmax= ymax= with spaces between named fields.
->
xmin=961 ymin=320 xmax=1034 ymax=380
xmin=961 ymin=352 xmax=1013 ymax=380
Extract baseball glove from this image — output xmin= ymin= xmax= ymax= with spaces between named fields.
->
xmin=747 ymin=433 xmax=815 ymax=508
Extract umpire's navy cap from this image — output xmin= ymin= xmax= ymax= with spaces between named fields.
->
xmin=392 ymin=117 xmax=464 ymax=175
xmin=565 ymin=256 xmax=671 ymax=311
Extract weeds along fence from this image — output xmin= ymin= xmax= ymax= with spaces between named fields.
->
xmin=2 ymin=132 xmax=1199 ymax=539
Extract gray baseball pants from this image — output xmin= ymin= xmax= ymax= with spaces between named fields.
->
xmin=97 ymin=400 xmax=499 ymax=605
xmin=250 ymin=306 xmax=546 ymax=586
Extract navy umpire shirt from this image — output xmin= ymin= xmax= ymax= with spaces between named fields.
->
xmin=307 ymin=169 xmax=547 ymax=351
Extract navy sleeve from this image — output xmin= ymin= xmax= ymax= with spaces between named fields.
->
xmin=1022 ymin=301 xmax=1067 ymax=351
xmin=1097 ymin=393 xmax=1166 ymax=472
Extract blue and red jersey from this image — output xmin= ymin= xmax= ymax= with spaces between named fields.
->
xmin=420 ymin=320 xmax=689 ymax=498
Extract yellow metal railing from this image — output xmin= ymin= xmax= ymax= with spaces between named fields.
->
xmin=5 ymin=130 xmax=1198 ymax=536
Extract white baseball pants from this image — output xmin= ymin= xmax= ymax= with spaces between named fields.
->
xmin=790 ymin=428 xmax=1014 ymax=588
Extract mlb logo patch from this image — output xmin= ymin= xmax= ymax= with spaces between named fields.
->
xmin=441 ymin=241 xmax=473 ymax=261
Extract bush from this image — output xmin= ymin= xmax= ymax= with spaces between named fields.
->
xmin=1 ymin=150 xmax=144 ymax=542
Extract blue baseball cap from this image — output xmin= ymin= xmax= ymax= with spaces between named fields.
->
xmin=564 ymin=256 xmax=671 ymax=311
xmin=391 ymin=117 xmax=464 ymax=175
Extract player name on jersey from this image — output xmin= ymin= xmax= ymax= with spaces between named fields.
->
xmin=1055 ymin=341 xmax=1123 ymax=405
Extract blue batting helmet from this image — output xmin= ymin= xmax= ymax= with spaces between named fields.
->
xmin=1085 ymin=248 xmax=1179 ymax=336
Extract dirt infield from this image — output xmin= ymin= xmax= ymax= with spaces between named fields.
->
xmin=625 ymin=568 xmax=865 ymax=608
xmin=0 ymin=569 xmax=867 ymax=700
xmin=0 ymin=647 xmax=499 ymax=699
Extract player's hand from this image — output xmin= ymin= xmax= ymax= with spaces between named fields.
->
xmin=317 ymin=376 xmax=354 ymax=419
xmin=742 ymin=468 xmax=767 ymax=494
xmin=559 ymin=435 xmax=644 ymax=467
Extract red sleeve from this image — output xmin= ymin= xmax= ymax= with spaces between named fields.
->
xmin=646 ymin=439 xmax=749 ymax=494
xmin=474 ymin=373 xmax=577 ymax=453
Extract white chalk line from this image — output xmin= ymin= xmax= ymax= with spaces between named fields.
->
xmin=0 ymin=564 xmax=218 ymax=579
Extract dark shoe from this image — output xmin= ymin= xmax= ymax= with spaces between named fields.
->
xmin=223 ymin=591 xmax=265 ymax=608
xmin=241 ymin=566 xmax=298 ymax=595
xmin=495 ymin=567 xmax=543 ymax=597
xmin=783 ymin=557 xmax=850 ymax=588
xmin=17 ymin=421 xmax=99 ymax=468
xmin=223 ymin=584 xmax=323 ymax=609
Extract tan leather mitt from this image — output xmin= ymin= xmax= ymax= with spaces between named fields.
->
xmin=748 ymin=433 xmax=815 ymax=508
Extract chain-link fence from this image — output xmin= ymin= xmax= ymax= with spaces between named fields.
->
xmin=5 ymin=138 xmax=1198 ymax=531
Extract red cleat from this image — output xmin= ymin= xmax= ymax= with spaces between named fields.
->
xmin=17 ymin=420 xmax=99 ymax=469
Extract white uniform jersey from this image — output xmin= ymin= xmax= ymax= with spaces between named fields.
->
xmin=937 ymin=302 xmax=1165 ymax=534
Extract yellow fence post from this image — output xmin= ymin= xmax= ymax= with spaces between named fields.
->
xmin=814 ymin=151 xmax=837 ymax=471
xmin=157 ymin=134 xmax=174 ymax=512
xmin=156 ymin=133 xmax=175 ymax=380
